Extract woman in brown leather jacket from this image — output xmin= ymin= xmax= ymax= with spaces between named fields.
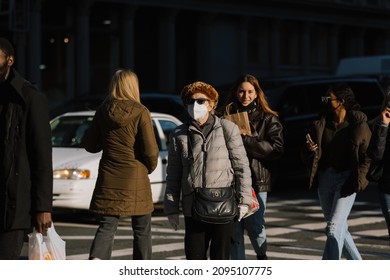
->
xmin=222 ymin=74 xmax=284 ymax=260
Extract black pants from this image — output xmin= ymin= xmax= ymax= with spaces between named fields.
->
xmin=184 ymin=217 xmax=235 ymax=260
xmin=0 ymin=230 xmax=25 ymax=260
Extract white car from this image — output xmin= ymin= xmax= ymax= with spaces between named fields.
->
xmin=50 ymin=111 xmax=182 ymax=210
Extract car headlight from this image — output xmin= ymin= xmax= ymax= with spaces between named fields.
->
xmin=53 ymin=169 xmax=91 ymax=179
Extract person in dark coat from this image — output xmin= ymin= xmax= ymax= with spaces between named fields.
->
xmin=221 ymin=74 xmax=284 ymax=260
xmin=301 ymin=83 xmax=371 ymax=260
xmin=82 ymin=69 xmax=159 ymax=260
xmin=0 ymin=37 xmax=53 ymax=259
xmin=367 ymin=87 xmax=390 ymax=245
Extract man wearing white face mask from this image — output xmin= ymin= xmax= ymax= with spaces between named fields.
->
xmin=164 ymin=81 xmax=253 ymax=260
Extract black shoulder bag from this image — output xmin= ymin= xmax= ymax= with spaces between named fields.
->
xmin=188 ymin=129 xmax=237 ymax=224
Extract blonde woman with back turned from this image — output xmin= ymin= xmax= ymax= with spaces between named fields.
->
xmin=82 ymin=69 xmax=159 ymax=260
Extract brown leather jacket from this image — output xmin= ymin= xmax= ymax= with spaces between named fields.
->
xmin=242 ymin=109 xmax=284 ymax=192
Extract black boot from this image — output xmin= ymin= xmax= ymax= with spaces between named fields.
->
xmin=256 ymin=254 xmax=268 ymax=260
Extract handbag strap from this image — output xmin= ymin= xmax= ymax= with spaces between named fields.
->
xmin=187 ymin=129 xmax=201 ymax=190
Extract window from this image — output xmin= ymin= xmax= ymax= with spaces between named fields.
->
xmin=51 ymin=116 xmax=93 ymax=147
xmin=159 ymin=119 xmax=180 ymax=148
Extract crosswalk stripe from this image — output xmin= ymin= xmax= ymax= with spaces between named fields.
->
xmin=50 ymin=196 xmax=390 ymax=260
xmin=67 ymin=242 xmax=184 ymax=260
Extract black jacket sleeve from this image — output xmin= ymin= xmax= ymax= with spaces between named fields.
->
xmin=367 ymin=121 xmax=389 ymax=161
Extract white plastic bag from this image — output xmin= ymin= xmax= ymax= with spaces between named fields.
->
xmin=28 ymin=230 xmax=52 ymax=260
xmin=45 ymin=224 xmax=66 ymax=260
xmin=28 ymin=224 xmax=66 ymax=260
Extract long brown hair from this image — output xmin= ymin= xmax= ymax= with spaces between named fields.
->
xmin=223 ymin=74 xmax=278 ymax=116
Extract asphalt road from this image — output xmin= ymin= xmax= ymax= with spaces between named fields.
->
xmin=21 ymin=183 xmax=390 ymax=260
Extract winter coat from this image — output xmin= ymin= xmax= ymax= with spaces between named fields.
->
xmin=163 ymin=116 xmax=253 ymax=217
xmin=241 ymin=109 xmax=284 ymax=192
xmin=301 ymin=110 xmax=371 ymax=193
xmin=0 ymin=69 xmax=53 ymax=231
xmin=82 ymin=99 xmax=159 ymax=216
xmin=367 ymin=118 xmax=390 ymax=194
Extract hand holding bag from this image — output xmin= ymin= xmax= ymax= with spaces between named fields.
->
xmin=45 ymin=224 xmax=66 ymax=260
xmin=242 ymin=187 xmax=260 ymax=219
xmin=28 ymin=230 xmax=52 ymax=260
xmin=28 ymin=223 xmax=66 ymax=260
xmin=224 ymin=102 xmax=252 ymax=136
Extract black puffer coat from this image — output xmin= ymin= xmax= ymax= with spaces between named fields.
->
xmin=0 ymin=69 xmax=53 ymax=231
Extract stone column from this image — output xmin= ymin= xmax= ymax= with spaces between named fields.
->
xmin=270 ymin=19 xmax=281 ymax=77
xmin=14 ymin=34 xmax=27 ymax=77
xmin=76 ymin=0 xmax=92 ymax=96
xmin=329 ymin=24 xmax=340 ymax=74
xmin=238 ymin=18 xmax=249 ymax=75
xmin=109 ymin=9 xmax=119 ymax=75
xmin=158 ymin=9 xmax=177 ymax=92
xmin=301 ymin=22 xmax=311 ymax=76
xmin=356 ymin=27 xmax=366 ymax=56
xmin=197 ymin=13 xmax=214 ymax=81
xmin=121 ymin=6 xmax=136 ymax=69
xmin=65 ymin=6 xmax=75 ymax=100
xmin=28 ymin=0 xmax=42 ymax=87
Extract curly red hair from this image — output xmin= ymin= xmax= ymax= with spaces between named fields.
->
xmin=181 ymin=81 xmax=219 ymax=106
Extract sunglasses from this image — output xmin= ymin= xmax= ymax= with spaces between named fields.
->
xmin=187 ymin=98 xmax=209 ymax=105
xmin=321 ymin=96 xmax=338 ymax=103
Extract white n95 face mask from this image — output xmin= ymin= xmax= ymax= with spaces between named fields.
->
xmin=187 ymin=103 xmax=209 ymax=121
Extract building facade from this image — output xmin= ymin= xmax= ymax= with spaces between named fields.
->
xmin=1 ymin=0 xmax=390 ymax=107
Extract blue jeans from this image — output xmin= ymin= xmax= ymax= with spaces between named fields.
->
xmin=89 ymin=214 xmax=152 ymax=260
xmin=317 ymin=168 xmax=362 ymax=260
xmin=230 ymin=191 xmax=267 ymax=259
xmin=378 ymin=190 xmax=390 ymax=244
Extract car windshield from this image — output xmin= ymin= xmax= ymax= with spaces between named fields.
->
xmin=51 ymin=115 xmax=94 ymax=148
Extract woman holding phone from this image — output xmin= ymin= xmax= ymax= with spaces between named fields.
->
xmin=301 ymin=83 xmax=372 ymax=260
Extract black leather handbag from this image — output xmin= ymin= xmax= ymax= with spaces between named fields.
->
xmin=192 ymin=187 xmax=237 ymax=224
